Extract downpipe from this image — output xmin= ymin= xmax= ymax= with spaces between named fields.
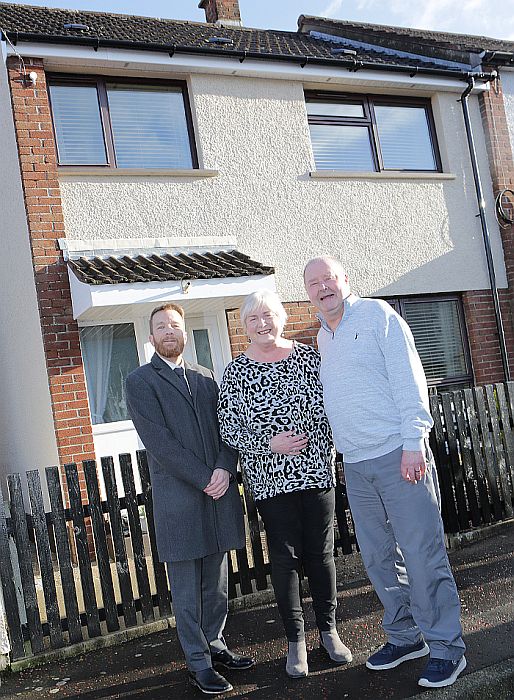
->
xmin=459 ymin=74 xmax=511 ymax=381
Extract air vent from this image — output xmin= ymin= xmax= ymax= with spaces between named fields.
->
xmin=63 ymin=23 xmax=90 ymax=31
xmin=207 ymin=36 xmax=234 ymax=46
xmin=330 ymin=47 xmax=357 ymax=56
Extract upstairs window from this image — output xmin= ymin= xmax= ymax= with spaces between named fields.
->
xmin=306 ymin=92 xmax=441 ymax=172
xmin=49 ymin=77 xmax=197 ymax=169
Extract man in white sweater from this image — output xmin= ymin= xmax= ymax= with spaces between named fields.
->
xmin=304 ymin=257 xmax=466 ymax=690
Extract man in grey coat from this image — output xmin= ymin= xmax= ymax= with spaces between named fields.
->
xmin=126 ymin=302 xmax=253 ymax=695
xmin=304 ymin=257 xmax=466 ymax=690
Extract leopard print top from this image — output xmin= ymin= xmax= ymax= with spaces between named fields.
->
xmin=218 ymin=342 xmax=335 ymax=501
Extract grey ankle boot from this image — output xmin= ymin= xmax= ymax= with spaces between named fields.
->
xmin=286 ymin=640 xmax=308 ymax=678
xmin=320 ymin=629 xmax=353 ymax=665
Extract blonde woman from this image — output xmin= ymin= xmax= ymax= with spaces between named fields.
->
xmin=218 ymin=290 xmax=352 ymax=678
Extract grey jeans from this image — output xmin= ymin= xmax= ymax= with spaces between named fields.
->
xmin=344 ymin=446 xmax=465 ymax=660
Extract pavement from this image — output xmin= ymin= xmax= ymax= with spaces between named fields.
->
xmin=1 ymin=522 xmax=513 ymax=700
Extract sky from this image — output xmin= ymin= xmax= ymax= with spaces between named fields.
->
xmin=3 ymin=0 xmax=514 ymax=41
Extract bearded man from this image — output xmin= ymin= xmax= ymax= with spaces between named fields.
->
xmin=126 ymin=303 xmax=253 ymax=696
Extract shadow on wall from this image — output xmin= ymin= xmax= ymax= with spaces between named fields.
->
xmin=373 ymin=188 xmax=506 ymax=299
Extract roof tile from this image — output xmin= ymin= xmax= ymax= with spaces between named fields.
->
xmin=0 ymin=2 xmax=463 ymax=71
xmin=299 ymin=16 xmax=514 ymax=55
xmin=68 ymin=249 xmax=275 ymax=285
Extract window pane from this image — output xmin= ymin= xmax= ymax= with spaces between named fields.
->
xmin=374 ymin=105 xmax=436 ymax=170
xmin=309 ymin=124 xmax=375 ymax=170
xmin=81 ymin=324 xmax=140 ymax=425
xmin=192 ymin=329 xmax=214 ymax=371
xmin=306 ymin=100 xmax=365 ymax=118
xmin=49 ymin=84 xmax=107 ymax=165
xmin=402 ymin=300 xmax=467 ymax=383
xmin=106 ymin=85 xmax=193 ymax=169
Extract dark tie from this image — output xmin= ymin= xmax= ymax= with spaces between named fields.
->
xmin=174 ymin=366 xmax=190 ymax=394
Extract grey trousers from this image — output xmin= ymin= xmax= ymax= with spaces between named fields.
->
xmin=167 ymin=552 xmax=229 ymax=671
xmin=344 ymin=446 xmax=465 ymax=661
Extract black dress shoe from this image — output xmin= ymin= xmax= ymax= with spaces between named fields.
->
xmin=211 ymin=648 xmax=255 ymax=670
xmin=188 ymin=668 xmax=233 ymax=695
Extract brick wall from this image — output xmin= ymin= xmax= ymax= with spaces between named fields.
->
xmin=7 ymin=58 xmax=95 ymax=491
xmin=226 ymin=301 xmax=320 ymax=357
xmin=473 ymin=69 xmax=514 ymax=382
xmin=479 ymin=71 xmax=514 ymax=296
xmin=462 ymin=288 xmax=514 ymax=384
xmin=283 ymin=302 xmax=320 ymax=346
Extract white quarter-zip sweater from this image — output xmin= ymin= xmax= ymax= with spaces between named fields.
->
xmin=317 ymin=294 xmax=433 ymax=464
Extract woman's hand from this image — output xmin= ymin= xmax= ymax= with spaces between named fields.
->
xmin=270 ymin=430 xmax=308 ymax=455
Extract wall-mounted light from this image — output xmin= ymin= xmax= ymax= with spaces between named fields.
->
xmin=1 ymin=29 xmax=38 ymax=88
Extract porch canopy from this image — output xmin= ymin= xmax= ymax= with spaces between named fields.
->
xmin=67 ymin=249 xmax=276 ymax=320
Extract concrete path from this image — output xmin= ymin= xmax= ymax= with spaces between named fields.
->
xmin=1 ymin=523 xmax=512 ymax=699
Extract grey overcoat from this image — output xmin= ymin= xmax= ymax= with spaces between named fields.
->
xmin=126 ymin=354 xmax=245 ymax=562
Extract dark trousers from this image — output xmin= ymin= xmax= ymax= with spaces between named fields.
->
xmin=256 ymin=487 xmax=337 ymax=642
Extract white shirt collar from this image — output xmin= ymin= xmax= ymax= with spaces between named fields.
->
xmin=157 ymin=353 xmax=184 ymax=371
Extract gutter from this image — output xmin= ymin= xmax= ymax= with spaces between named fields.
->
xmin=0 ymin=30 xmax=496 ymax=83
xmin=482 ymin=50 xmax=514 ymax=66
xmin=459 ymin=75 xmax=511 ymax=382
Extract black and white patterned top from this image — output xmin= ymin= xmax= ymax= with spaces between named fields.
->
xmin=218 ymin=342 xmax=335 ymax=501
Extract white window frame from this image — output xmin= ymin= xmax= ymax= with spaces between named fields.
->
xmin=80 ymin=309 xmax=232 ymax=434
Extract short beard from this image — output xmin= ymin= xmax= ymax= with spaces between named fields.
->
xmin=154 ymin=336 xmax=185 ymax=361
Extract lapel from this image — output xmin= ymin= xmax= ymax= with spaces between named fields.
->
xmin=183 ymin=360 xmax=199 ymax=406
xmin=151 ymin=353 xmax=194 ymax=407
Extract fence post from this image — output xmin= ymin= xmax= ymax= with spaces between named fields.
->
xmin=0 ymin=574 xmax=11 ymax=675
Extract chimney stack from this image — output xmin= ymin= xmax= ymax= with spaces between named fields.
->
xmin=199 ymin=0 xmax=242 ymax=27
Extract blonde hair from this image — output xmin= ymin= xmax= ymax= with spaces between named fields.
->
xmin=240 ymin=290 xmax=288 ymax=332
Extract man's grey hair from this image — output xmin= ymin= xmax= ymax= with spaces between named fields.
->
xmin=240 ymin=290 xmax=288 ymax=331
xmin=303 ymin=256 xmax=347 ymax=280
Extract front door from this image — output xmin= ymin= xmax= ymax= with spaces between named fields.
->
xmin=184 ymin=315 xmax=228 ymax=381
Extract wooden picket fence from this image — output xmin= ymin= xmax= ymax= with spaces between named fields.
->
xmin=0 ymin=382 xmax=512 ymax=662
xmin=429 ymin=382 xmax=514 ymax=531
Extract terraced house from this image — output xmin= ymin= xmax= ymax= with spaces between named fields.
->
xmin=0 ymin=0 xmax=512 ymax=490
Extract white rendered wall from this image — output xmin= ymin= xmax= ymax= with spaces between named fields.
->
xmin=58 ymin=73 xmax=507 ymax=301
xmin=0 ymin=48 xmax=59 ymax=486
xmin=501 ymin=69 xmax=514 ymax=158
